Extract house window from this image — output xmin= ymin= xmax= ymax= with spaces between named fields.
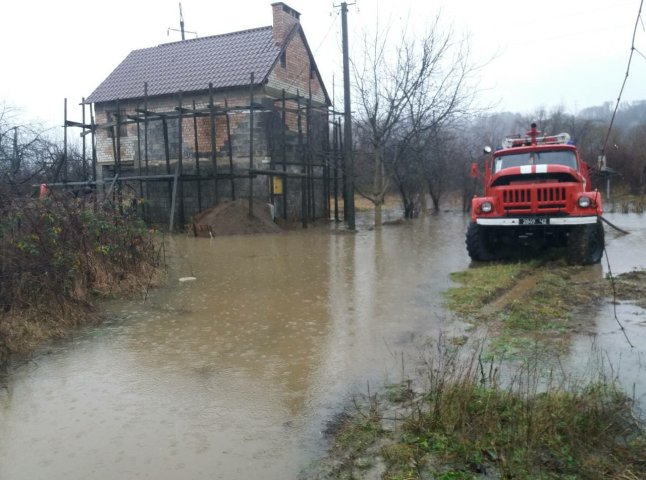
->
xmin=280 ymin=51 xmax=286 ymax=68
xmin=107 ymin=109 xmax=128 ymax=138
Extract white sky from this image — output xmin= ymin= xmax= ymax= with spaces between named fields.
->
xmin=1 ymin=0 xmax=644 ymax=132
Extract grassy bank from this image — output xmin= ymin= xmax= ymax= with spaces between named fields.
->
xmin=315 ymin=350 xmax=646 ymax=479
xmin=443 ymin=261 xmax=642 ymax=358
xmin=0 ymin=193 xmax=163 ymax=368
xmin=308 ymin=262 xmax=646 ymax=479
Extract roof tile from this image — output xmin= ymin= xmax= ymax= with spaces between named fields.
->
xmin=87 ymin=26 xmax=280 ymax=103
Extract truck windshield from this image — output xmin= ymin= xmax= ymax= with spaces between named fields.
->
xmin=494 ymin=150 xmax=577 ymax=173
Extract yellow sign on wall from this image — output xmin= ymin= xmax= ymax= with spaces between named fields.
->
xmin=272 ymin=176 xmax=284 ymax=195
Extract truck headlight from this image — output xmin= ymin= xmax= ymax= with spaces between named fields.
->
xmin=578 ymin=196 xmax=591 ymax=208
xmin=481 ymin=201 xmax=493 ymax=213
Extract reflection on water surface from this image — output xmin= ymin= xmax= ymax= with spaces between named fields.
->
xmin=0 ymin=212 xmax=643 ymax=479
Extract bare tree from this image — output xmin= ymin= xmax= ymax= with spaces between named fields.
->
xmin=351 ymin=14 xmax=476 ymax=225
xmin=610 ymin=124 xmax=646 ymax=197
xmin=416 ymin=128 xmax=466 ymax=212
xmin=390 ymin=142 xmax=425 ymax=218
xmin=0 ymin=103 xmax=89 ymax=196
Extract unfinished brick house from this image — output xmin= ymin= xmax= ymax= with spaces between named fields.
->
xmin=85 ymin=2 xmax=331 ymax=226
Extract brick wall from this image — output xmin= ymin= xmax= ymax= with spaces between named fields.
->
xmin=89 ymin=1 xmax=330 ymax=225
xmin=272 ymin=2 xmax=300 ymax=45
xmin=267 ymin=30 xmax=327 ymax=107
xmin=94 ymin=91 xmax=273 ymax=167
xmin=92 ymin=89 xmax=328 ymax=224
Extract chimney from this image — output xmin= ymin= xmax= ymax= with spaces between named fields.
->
xmin=271 ymin=2 xmax=300 ymax=45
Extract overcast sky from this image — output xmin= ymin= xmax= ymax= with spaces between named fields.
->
xmin=1 ymin=0 xmax=644 ymax=132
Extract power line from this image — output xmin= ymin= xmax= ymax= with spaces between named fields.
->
xmin=601 ymin=0 xmax=644 ymax=156
xmin=504 ymin=24 xmax=630 ymax=48
xmin=279 ymin=10 xmax=339 ymax=95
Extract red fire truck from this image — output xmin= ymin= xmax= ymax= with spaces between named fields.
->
xmin=467 ymin=123 xmax=604 ymax=264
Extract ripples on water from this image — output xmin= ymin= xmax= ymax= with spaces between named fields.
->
xmin=0 ymin=212 xmax=643 ymax=479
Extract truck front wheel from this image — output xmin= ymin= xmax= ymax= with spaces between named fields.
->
xmin=466 ymin=222 xmax=498 ymax=261
xmin=567 ymin=220 xmax=605 ymax=265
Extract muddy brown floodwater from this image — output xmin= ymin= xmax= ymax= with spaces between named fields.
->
xmin=0 ymin=212 xmax=644 ymax=479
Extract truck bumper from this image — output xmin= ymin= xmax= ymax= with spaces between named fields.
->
xmin=476 ymin=216 xmax=598 ymax=226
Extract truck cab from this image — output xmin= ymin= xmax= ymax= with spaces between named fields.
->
xmin=467 ymin=124 xmax=604 ymax=264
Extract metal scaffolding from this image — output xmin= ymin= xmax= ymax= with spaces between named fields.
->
xmin=53 ymin=75 xmax=345 ymax=232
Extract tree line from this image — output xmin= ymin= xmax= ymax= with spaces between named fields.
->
xmin=345 ymin=20 xmax=646 ymax=222
xmin=352 ymin=96 xmax=646 ymax=221
xmin=2 ymin=31 xmax=645 ymax=224
xmin=0 ymin=104 xmax=91 ymax=197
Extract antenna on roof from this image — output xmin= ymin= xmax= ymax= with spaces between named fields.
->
xmin=167 ymin=3 xmax=198 ymax=40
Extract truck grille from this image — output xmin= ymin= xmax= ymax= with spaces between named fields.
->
xmin=501 ymin=186 xmax=567 ymax=211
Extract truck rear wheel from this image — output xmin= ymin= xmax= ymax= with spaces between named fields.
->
xmin=567 ymin=220 xmax=604 ymax=265
xmin=466 ymin=222 xmax=498 ymax=261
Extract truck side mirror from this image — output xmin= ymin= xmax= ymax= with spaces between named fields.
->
xmin=483 ymin=146 xmax=492 ymax=154
xmin=470 ymin=162 xmax=479 ymax=178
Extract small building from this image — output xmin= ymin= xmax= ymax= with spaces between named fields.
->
xmin=86 ymin=2 xmax=332 ymax=225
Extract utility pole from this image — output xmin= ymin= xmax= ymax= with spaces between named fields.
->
xmin=340 ymin=2 xmax=356 ymax=230
xmin=63 ymin=98 xmax=68 ymax=182
xmin=12 ymin=127 xmax=19 ymax=179
xmin=179 ymin=3 xmax=185 ymax=41
xmin=249 ymin=72 xmax=255 ymax=217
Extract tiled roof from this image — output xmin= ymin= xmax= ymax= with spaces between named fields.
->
xmin=86 ymin=26 xmax=280 ymax=103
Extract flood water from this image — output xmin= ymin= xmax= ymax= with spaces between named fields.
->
xmin=0 ymin=212 xmax=644 ymax=479
xmin=568 ymin=214 xmax=646 ymax=409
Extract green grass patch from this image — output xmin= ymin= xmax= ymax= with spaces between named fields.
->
xmin=310 ymin=265 xmax=646 ymax=479
xmin=444 ymin=262 xmax=607 ymax=359
xmin=444 ymin=262 xmax=531 ymax=317
xmin=397 ymin=379 xmax=645 ymax=479
xmin=336 ymin=415 xmax=383 ymax=452
xmin=312 ymin=349 xmax=646 ymax=479
xmin=318 ymin=403 xmax=386 ymax=479
xmin=500 ymin=271 xmax=573 ymax=330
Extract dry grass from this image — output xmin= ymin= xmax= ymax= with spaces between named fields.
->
xmin=606 ymin=190 xmax=646 ymax=214
xmin=334 ymin=194 xmax=402 ymax=212
xmin=0 ymin=262 xmax=164 ymax=365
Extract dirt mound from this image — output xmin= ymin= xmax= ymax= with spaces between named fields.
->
xmin=192 ymin=199 xmax=282 ymax=236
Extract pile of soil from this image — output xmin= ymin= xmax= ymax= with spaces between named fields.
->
xmin=192 ymin=199 xmax=282 ymax=236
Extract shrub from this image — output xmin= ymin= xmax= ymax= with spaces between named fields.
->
xmin=0 ymin=191 xmax=162 ymax=363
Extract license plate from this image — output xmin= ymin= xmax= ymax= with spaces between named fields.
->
xmin=519 ymin=217 xmax=549 ymax=225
